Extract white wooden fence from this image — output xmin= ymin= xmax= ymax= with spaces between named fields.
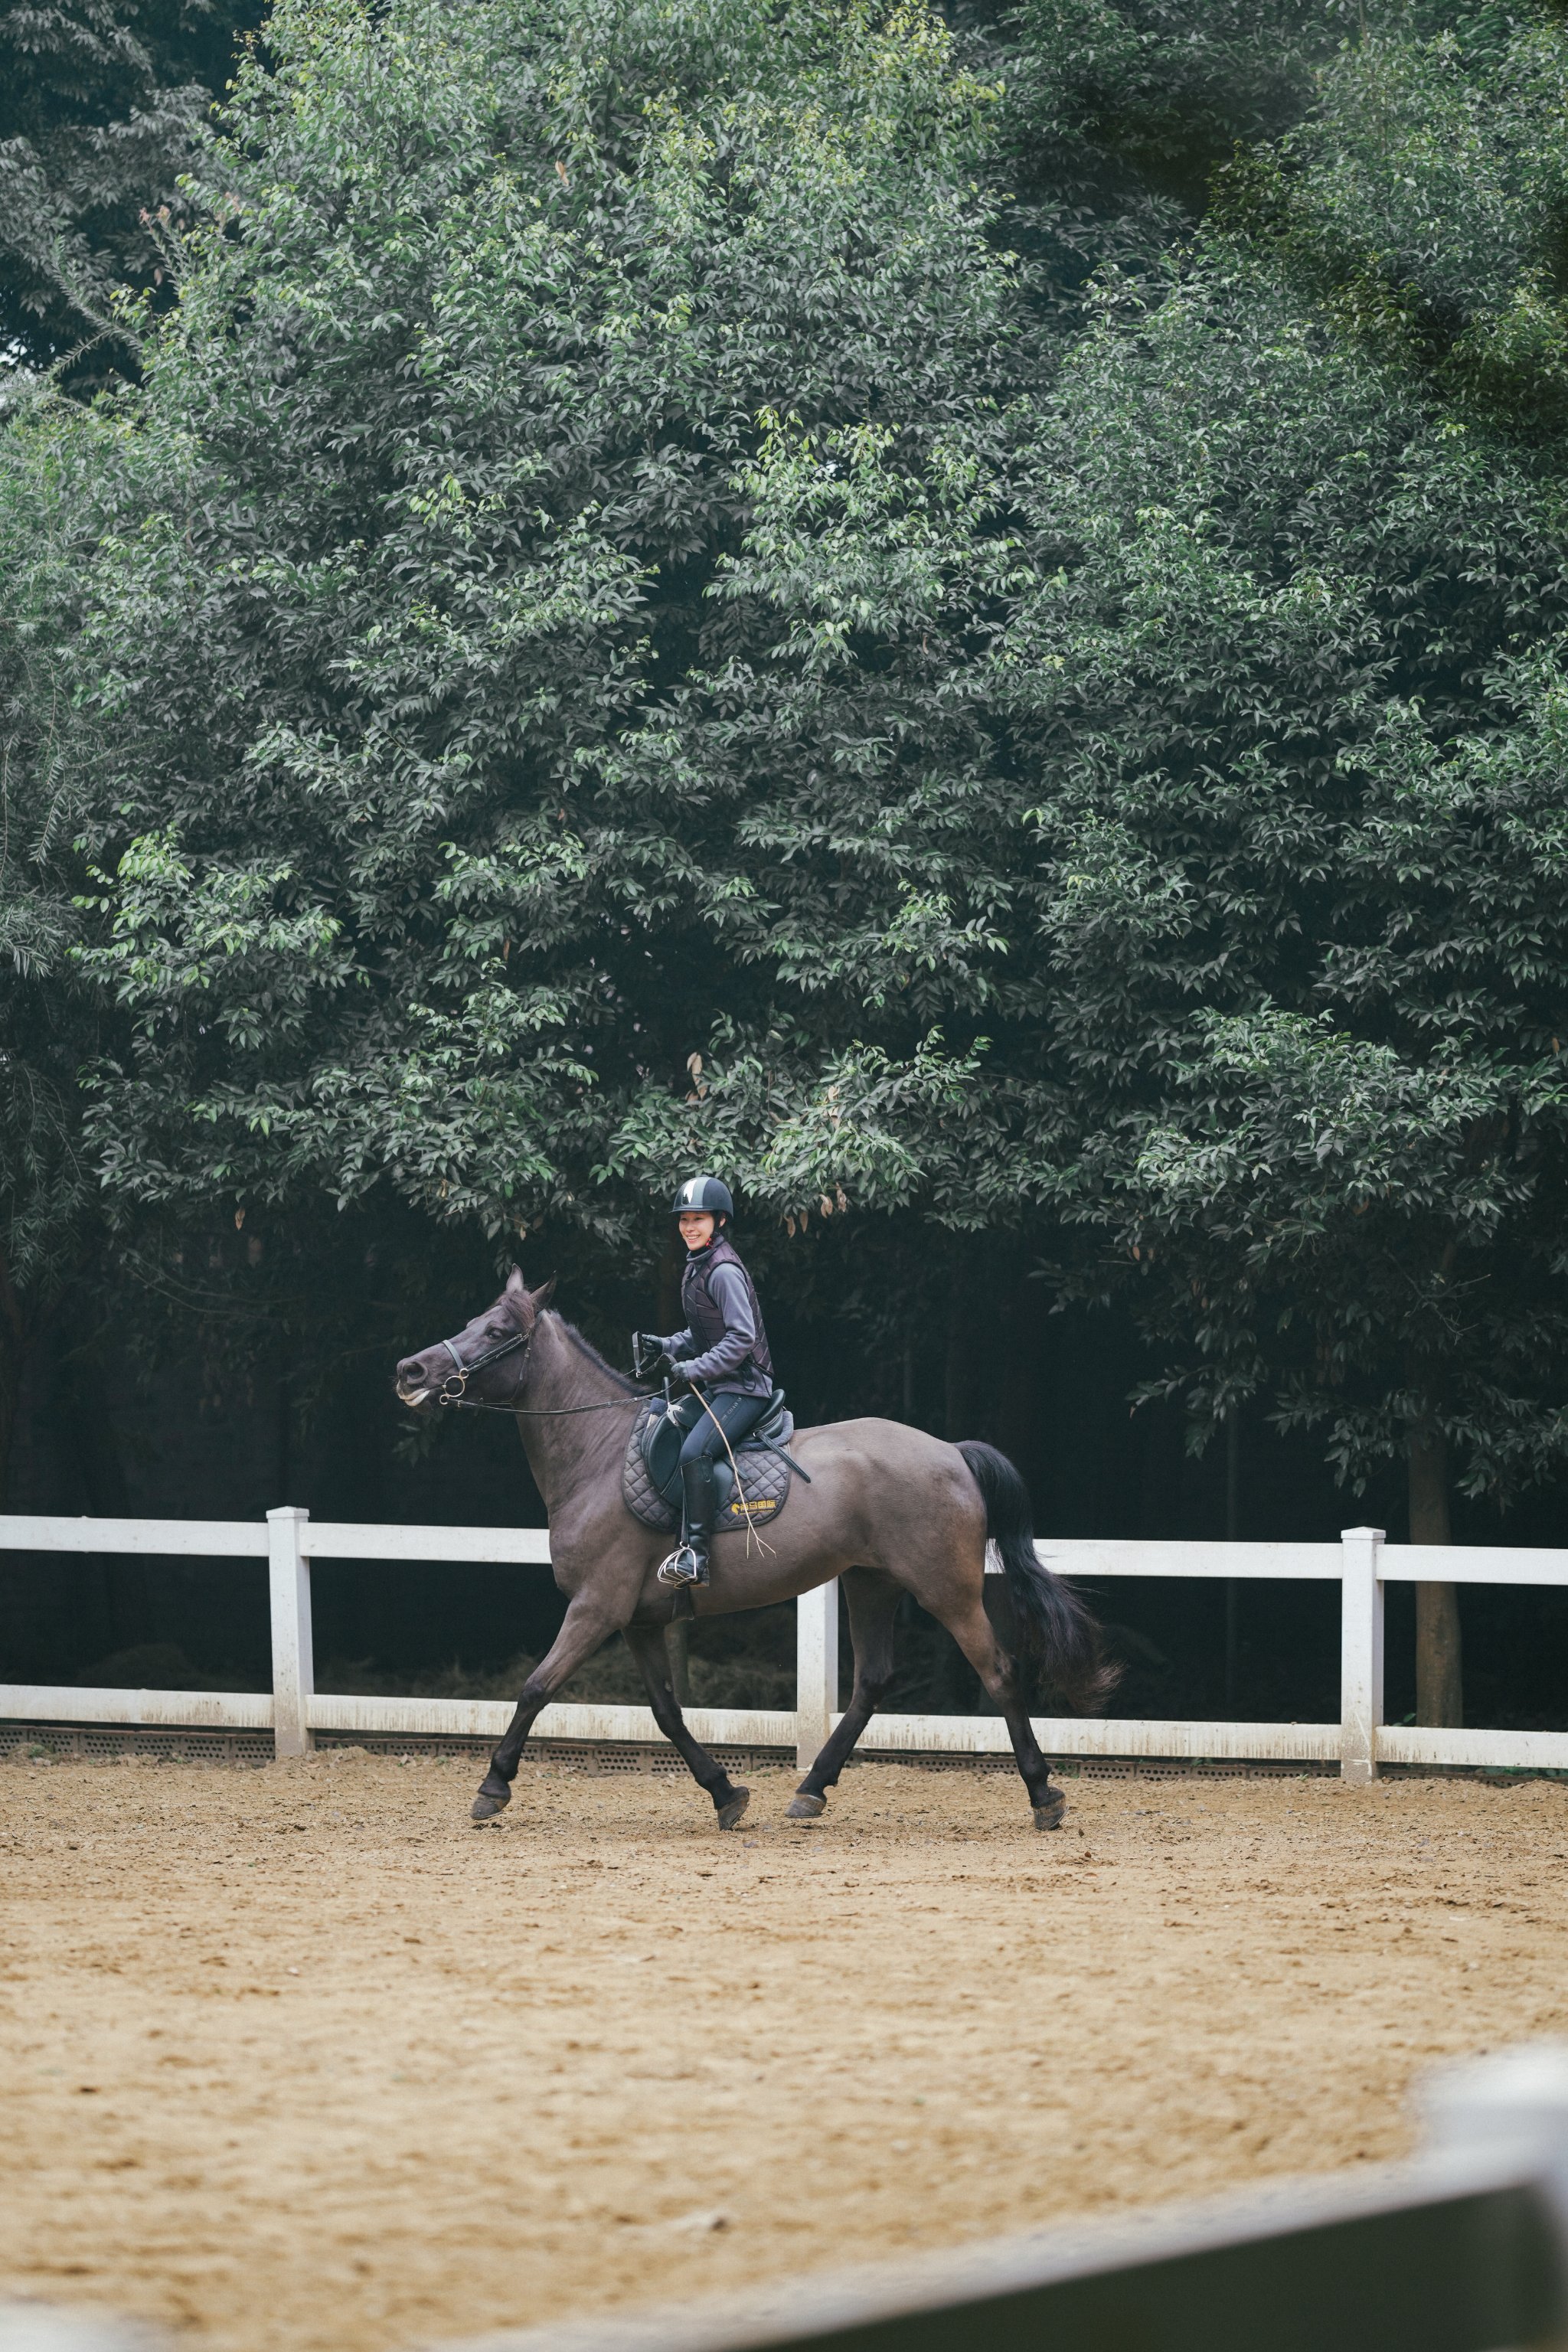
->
xmin=4 ymin=1510 xmax=1568 ymax=1778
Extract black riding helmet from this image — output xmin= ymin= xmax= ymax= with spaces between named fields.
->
xmin=671 ymin=1174 xmax=733 ymax=1223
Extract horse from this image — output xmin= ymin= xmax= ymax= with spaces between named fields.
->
xmin=394 ymin=1269 xmax=1116 ymax=1831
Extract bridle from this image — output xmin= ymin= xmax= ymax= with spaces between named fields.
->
xmin=436 ymin=1324 xmax=531 ymax=1409
xmin=430 ymin=1314 xmax=652 ymax=1417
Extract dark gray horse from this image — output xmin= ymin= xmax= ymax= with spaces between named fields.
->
xmin=396 ymin=1269 xmax=1115 ymax=1831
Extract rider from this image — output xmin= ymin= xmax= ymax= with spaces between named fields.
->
xmin=636 ymin=1177 xmax=775 ymax=1589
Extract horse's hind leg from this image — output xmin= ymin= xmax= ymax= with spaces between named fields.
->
xmin=786 ymin=1569 xmax=898 ymax=1822
xmin=935 ymin=1593 xmax=1067 ymax=1831
xmin=622 ymin=1623 xmax=750 ymax=1831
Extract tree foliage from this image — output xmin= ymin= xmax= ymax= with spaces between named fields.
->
xmin=1220 ymin=4 xmax=1568 ymax=433
xmin=0 ymin=0 xmax=260 ymax=379
xmin=11 ymin=0 xmax=1568 ymax=1576
xmin=0 ymin=393 xmax=109 ymax=1472
xmin=998 ymin=247 xmax=1568 ymax=1501
xmin=71 ymin=0 xmax=1023 ymax=1269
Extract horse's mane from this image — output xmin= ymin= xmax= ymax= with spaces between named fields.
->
xmin=554 ymin=1316 xmax=643 ymax=1396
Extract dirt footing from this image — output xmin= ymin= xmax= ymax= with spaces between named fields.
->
xmin=2 ymin=1753 xmax=1565 ymax=2352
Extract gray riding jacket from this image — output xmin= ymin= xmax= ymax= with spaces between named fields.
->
xmin=660 ymin=1237 xmax=775 ymax=1398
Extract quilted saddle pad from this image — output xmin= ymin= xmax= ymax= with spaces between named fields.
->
xmin=621 ymin=1396 xmax=793 ymax=1534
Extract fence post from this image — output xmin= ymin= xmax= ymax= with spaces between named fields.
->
xmin=268 ymin=1506 xmax=314 ymax=1757
xmin=796 ymin=1579 xmax=839 ymax=1772
xmin=1340 ymin=1524 xmax=1384 ymax=1785
xmin=1418 ymin=2040 xmax=1568 ymax=2178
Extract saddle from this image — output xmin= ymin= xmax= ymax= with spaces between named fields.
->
xmin=621 ymin=1389 xmax=799 ymax=1535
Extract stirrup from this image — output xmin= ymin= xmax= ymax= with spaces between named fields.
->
xmin=657 ymin=1543 xmax=708 ymax=1589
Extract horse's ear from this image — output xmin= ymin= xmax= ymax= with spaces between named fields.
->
xmin=529 ymin=1276 xmax=557 ymax=1314
xmin=505 ymin=1266 xmax=528 ymax=1298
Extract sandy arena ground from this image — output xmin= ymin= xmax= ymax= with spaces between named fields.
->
xmin=2 ymin=1750 xmax=1566 ymax=2352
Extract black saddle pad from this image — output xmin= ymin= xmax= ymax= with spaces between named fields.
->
xmin=621 ymin=1394 xmax=795 ymax=1535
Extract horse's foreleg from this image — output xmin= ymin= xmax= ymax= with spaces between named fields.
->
xmin=786 ymin=1569 xmax=898 ymax=1822
xmin=938 ymin=1594 xmax=1066 ymax=1831
xmin=472 ymin=1592 xmax=622 ymax=1821
xmin=622 ymin=1623 xmax=750 ymax=1831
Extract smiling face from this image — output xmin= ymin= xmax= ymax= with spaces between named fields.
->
xmin=678 ymin=1210 xmax=715 ymax=1252
xmin=394 ymin=1267 xmax=548 ymax=1411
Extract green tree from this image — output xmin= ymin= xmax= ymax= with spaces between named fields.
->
xmin=68 ymin=0 xmax=1024 ymax=1301
xmin=34 ymin=0 xmax=1568 ymax=1749
xmin=1004 ymin=0 xmax=1346 ymax=206
xmin=1221 ymin=4 xmax=1568 ymax=436
xmin=0 ymin=0 xmax=259 ymax=382
xmin=998 ymin=218 xmax=1568 ymax=1719
xmin=991 ymin=0 xmax=1355 ymax=325
xmin=0 ymin=394 xmax=107 ymax=1490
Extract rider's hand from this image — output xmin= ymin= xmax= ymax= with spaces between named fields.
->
xmin=633 ymin=1332 xmax=669 ymax=1378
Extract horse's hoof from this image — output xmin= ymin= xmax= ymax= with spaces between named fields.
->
xmin=786 ymin=1793 xmax=827 ymax=1820
xmin=471 ymin=1786 xmax=511 ymax=1822
xmin=716 ymin=1786 xmax=750 ymax=1831
xmin=1033 ymin=1791 xmax=1067 ymax=1832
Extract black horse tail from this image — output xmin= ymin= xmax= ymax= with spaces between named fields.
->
xmin=957 ymin=1439 xmax=1119 ymax=1714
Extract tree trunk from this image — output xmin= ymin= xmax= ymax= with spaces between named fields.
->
xmin=944 ymin=1258 xmax=987 ymax=1442
xmin=657 ymin=1226 xmax=684 ymax=1338
xmin=0 ymin=1241 xmax=29 ymax=1511
xmin=995 ymin=1263 xmax=1040 ymax=1484
xmin=0 ymin=1352 xmax=18 ymax=1514
xmin=942 ymin=1266 xmax=964 ymax=1442
xmin=58 ymin=1341 xmax=140 ymax=1652
xmin=1409 ymin=1413 xmax=1462 ymax=1728
xmin=1224 ymin=1411 xmax=1241 ymax=1715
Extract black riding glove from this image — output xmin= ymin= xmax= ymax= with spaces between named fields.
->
xmin=632 ymin=1333 xmax=671 ymax=1380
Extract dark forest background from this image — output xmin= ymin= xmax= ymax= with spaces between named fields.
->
xmin=6 ymin=0 xmax=1568 ymax=1730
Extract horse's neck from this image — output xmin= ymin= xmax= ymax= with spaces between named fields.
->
xmin=514 ymin=1315 xmax=628 ymax=1513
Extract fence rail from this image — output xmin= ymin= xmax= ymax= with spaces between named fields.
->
xmin=5 ymin=1509 xmax=1568 ymax=1776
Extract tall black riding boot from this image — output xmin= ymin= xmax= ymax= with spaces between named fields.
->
xmin=657 ymin=1453 xmax=717 ymax=1588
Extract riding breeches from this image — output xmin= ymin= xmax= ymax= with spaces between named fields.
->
xmin=668 ymin=1387 xmax=769 ymax=1469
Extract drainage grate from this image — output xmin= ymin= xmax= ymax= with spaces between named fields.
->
xmin=4 ymin=1723 xmax=1549 ymax=1782
xmin=312 ymin=1734 xmax=793 ymax=1774
xmin=0 ymin=1724 xmax=276 ymax=1767
xmin=1067 ymin=1758 xmax=1338 ymax=1780
xmin=0 ymin=1724 xmax=792 ymax=1775
xmin=853 ymin=1750 xmax=1337 ymax=1780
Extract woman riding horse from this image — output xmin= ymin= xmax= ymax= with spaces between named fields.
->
xmin=636 ymin=1176 xmax=775 ymax=1592
xmin=394 ymin=1201 xmax=1117 ymax=1834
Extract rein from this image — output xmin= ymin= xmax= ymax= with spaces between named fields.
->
xmin=433 ymin=1327 xmax=651 ymax=1416
xmin=444 ymin=1393 xmax=652 ymax=1417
